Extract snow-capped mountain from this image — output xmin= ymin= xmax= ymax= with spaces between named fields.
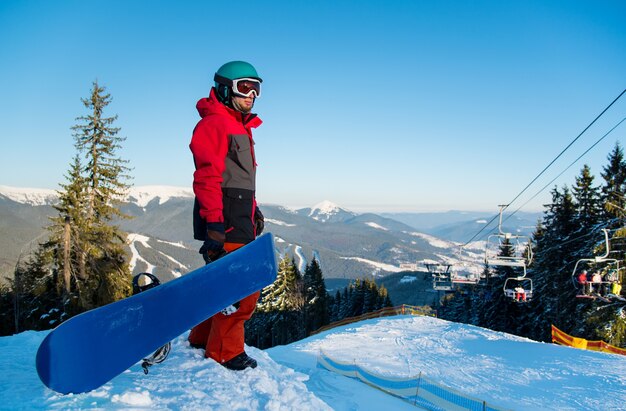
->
xmin=300 ymin=200 xmax=357 ymax=223
xmin=0 ymin=185 xmax=58 ymax=206
xmin=127 ymin=185 xmax=194 ymax=208
xmin=0 ymin=185 xmax=194 ymax=208
xmin=0 ymin=185 xmax=531 ymax=297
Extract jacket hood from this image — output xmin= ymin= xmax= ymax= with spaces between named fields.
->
xmin=196 ymin=88 xmax=262 ymax=128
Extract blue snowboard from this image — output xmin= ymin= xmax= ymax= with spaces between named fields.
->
xmin=36 ymin=233 xmax=277 ymax=394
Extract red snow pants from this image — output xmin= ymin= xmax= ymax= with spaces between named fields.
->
xmin=188 ymin=242 xmax=261 ymax=363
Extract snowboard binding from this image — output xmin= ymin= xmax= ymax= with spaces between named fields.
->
xmin=132 ymin=273 xmax=172 ymax=374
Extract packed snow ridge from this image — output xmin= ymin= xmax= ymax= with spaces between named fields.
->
xmin=0 ymin=185 xmax=58 ymax=206
xmin=2 ymin=316 xmax=625 ymax=410
xmin=0 ymin=185 xmax=195 ymax=208
xmin=127 ymin=186 xmax=194 ymax=207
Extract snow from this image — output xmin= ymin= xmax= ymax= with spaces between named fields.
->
xmin=2 ymin=316 xmax=625 ymax=410
xmin=310 ymin=200 xmax=342 ymax=216
xmin=155 ymin=239 xmax=188 ymax=249
xmin=407 ymin=231 xmax=454 ymax=249
xmin=0 ymin=185 xmax=58 ymax=206
xmin=400 ymin=275 xmax=418 ymax=283
xmin=0 ymin=185 xmax=195 ymax=208
xmin=339 ymin=256 xmax=403 ymax=273
xmin=365 ymin=222 xmax=388 ymax=230
xmin=308 ymin=200 xmax=352 ymax=222
xmin=127 ymin=185 xmax=193 ymax=207
xmin=293 ymin=245 xmax=307 ymax=273
xmin=265 ymin=218 xmax=296 ymax=227
xmin=127 ymin=233 xmax=155 ymax=273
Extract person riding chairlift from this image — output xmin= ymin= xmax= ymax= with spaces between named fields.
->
xmin=591 ymin=271 xmax=602 ymax=294
xmin=577 ymin=270 xmax=589 ymax=295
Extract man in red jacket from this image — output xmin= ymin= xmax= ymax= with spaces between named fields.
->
xmin=188 ymin=61 xmax=265 ymax=371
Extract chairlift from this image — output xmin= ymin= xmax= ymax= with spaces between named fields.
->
xmin=503 ymin=277 xmax=533 ymax=303
xmin=424 ymin=263 xmax=454 ymax=291
xmin=571 ymin=229 xmax=624 ymax=301
xmin=484 ymin=205 xmax=533 ymax=271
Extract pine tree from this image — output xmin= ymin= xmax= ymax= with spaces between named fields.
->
xmin=249 ymin=256 xmax=305 ymax=348
xmin=0 ymin=282 xmax=15 ymax=335
xmin=258 ymin=255 xmax=303 ymax=312
xmin=481 ymin=237 xmax=520 ymax=333
xmin=303 ymin=259 xmax=329 ymax=334
xmin=48 ymin=155 xmax=87 ymax=297
xmin=67 ymin=81 xmax=132 ymax=310
xmin=12 ymin=82 xmax=133 ymax=330
xmin=573 ymin=164 xmax=602 ymax=232
xmin=527 ymin=186 xmax=585 ymax=341
xmin=601 ymin=142 xmax=626 ymax=226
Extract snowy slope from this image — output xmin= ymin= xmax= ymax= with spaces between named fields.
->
xmin=1 ymin=316 xmax=625 ymax=410
xmin=0 ymin=185 xmax=57 ymax=206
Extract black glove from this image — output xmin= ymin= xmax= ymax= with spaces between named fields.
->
xmin=254 ymin=206 xmax=264 ymax=236
xmin=199 ymin=222 xmax=226 ymax=264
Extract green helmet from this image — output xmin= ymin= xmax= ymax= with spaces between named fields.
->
xmin=214 ymin=61 xmax=262 ymax=86
xmin=214 ymin=61 xmax=262 ymax=106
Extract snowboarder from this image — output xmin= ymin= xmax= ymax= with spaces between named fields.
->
xmin=188 ymin=61 xmax=265 ymax=371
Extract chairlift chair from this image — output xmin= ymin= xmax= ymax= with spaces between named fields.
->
xmin=484 ymin=205 xmax=533 ymax=270
xmin=571 ymin=229 xmax=622 ymax=301
xmin=424 ymin=263 xmax=454 ymax=291
xmin=503 ymin=277 xmax=533 ymax=303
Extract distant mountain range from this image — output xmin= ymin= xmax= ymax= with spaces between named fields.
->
xmin=0 ymin=185 xmax=541 ymax=305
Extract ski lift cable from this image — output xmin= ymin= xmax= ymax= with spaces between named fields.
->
xmin=506 ymin=88 xmax=626 ymax=209
xmin=527 ymin=219 xmax=620 ymax=258
xmin=461 ymin=212 xmax=503 ymax=246
xmin=503 ymin=116 xmax=626 ymax=226
xmin=461 ymin=88 xmax=626 ymax=248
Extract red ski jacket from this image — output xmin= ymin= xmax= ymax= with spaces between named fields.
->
xmin=190 ymin=88 xmax=262 ymax=244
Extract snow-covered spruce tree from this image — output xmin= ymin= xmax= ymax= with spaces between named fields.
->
xmin=600 ymin=142 xmax=626 ymax=229
xmin=257 ymin=255 xmax=303 ymax=313
xmin=303 ymin=259 xmax=329 ymax=334
xmin=573 ymin=164 xmax=603 ymax=233
xmin=0 ymin=282 xmax=15 ymax=335
xmin=480 ymin=237 xmax=522 ymax=334
xmin=525 ymin=186 xmax=582 ymax=341
xmin=246 ymin=256 xmax=305 ymax=348
xmin=328 ymin=290 xmax=342 ymax=322
xmin=582 ymin=143 xmax=626 ymax=347
xmin=331 ymin=278 xmax=393 ymax=322
xmin=11 ymin=246 xmax=63 ymax=331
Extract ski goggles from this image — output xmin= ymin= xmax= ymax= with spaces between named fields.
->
xmin=231 ymin=78 xmax=261 ymax=98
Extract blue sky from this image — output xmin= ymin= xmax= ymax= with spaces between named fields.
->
xmin=1 ymin=0 xmax=625 ymax=212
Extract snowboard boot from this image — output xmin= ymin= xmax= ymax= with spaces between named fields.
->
xmin=189 ymin=342 xmax=205 ymax=350
xmin=222 ymin=352 xmax=257 ymax=371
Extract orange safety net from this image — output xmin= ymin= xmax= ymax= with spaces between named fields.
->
xmin=551 ymin=325 xmax=626 ymax=356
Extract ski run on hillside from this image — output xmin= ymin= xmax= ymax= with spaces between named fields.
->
xmin=1 ymin=315 xmax=624 ymax=410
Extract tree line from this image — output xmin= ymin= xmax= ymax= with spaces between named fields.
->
xmin=438 ymin=142 xmax=626 ymax=347
xmin=246 ymin=257 xmax=393 ymax=349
